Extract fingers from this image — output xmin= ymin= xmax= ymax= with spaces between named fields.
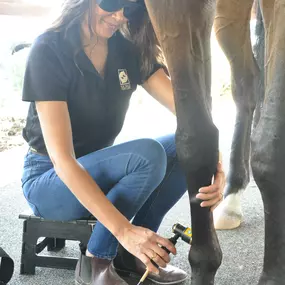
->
xmin=144 ymin=229 xmax=176 ymax=256
xmin=198 ymin=184 xmax=218 ymax=194
xmin=201 ymin=196 xmax=221 ymax=207
xmin=196 ymin=191 xmax=219 ymax=202
xmin=196 ymin=167 xmax=225 ymax=208
xmin=139 ymin=230 xmax=176 ymax=269
xmin=144 ymin=247 xmax=167 ymax=268
xmin=211 ymin=199 xmax=222 ymax=212
xmin=151 ymin=242 xmax=171 ymax=263
xmin=140 ymin=253 xmax=159 ymax=274
xmin=122 ymin=226 xmax=177 ymax=274
xmin=143 ymin=238 xmax=174 ymax=269
xmin=197 ymin=183 xmax=220 ymax=203
xmin=198 ymin=185 xmax=224 ymax=207
xmin=154 ymin=234 xmax=177 ymax=256
xmin=217 ymin=161 xmax=223 ymax=172
xmin=199 ymin=173 xmax=223 ymax=193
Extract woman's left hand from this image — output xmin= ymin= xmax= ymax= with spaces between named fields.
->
xmin=196 ymin=161 xmax=226 ymax=211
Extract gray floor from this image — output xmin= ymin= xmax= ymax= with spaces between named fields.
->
xmin=0 ymin=177 xmax=264 ymax=285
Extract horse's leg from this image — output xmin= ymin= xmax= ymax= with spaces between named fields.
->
xmin=213 ymin=0 xmax=260 ymax=229
xmin=252 ymin=0 xmax=265 ymax=128
xmin=251 ymin=0 xmax=285 ymax=283
xmin=145 ymin=1 xmax=222 ymax=284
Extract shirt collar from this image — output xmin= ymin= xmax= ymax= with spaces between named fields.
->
xmin=61 ymin=24 xmax=105 ymax=74
xmin=60 ymin=23 xmax=133 ymax=76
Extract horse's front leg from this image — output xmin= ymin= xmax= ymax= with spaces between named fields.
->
xmin=145 ymin=1 xmax=222 ymax=284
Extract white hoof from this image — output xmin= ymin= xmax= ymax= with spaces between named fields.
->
xmin=213 ymin=193 xmax=243 ymax=230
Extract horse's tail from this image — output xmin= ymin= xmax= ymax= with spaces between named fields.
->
xmin=11 ymin=43 xmax=31 ymax=55
xmin=252 ymin=0 xmax=265 ymax=127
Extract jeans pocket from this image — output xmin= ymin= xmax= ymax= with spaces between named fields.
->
xmin=21 ymin=152 xmax=53 ymax=216
xmin=21 ymin=161 xmax=34 ymax=188
xmin=22 ymin=152 xmax=53 ymax=186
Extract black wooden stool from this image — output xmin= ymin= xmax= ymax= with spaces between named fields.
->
xmin=19 ymin=212 xmax=96 ymax=275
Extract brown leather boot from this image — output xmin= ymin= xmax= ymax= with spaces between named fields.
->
xmin=75 ymin=252 xmax=129 ymax=285
xmin=113 ymin=245 xmax=188 ymax=284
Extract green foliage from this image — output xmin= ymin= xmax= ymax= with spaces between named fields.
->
xmin=220 ymin=82 xmax=231 ymax=97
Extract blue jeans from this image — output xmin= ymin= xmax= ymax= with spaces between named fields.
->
xmin=21 ymin=134 xmax=187 ymax=259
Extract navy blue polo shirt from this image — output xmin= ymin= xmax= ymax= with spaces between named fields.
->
xmin=22 ymin=25 xmax=161 ymax=158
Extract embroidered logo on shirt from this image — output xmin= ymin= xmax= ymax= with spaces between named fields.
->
xmin=118 ymin=69 xmax=131 ymax=90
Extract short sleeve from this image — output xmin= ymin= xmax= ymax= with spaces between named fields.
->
xmin=22 ymin=42 xmax=69 ymax=102
xmin=139 ymin=61 xmax=163 ymax=85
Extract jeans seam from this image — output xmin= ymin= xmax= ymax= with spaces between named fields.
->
xmin=130 ymin=161 xmax=151 ymax=219
xmin=137 ymin=156 xmax=177 ymax=227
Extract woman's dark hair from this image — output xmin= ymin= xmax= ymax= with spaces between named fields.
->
xmin=47 ymin=0 xmax=165 ymax=78
xmin=120 ymin=3 xmax=165 ymax=79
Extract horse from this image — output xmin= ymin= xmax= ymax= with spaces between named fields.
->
xmin=145 ymin=0 xmax=285 ymax=284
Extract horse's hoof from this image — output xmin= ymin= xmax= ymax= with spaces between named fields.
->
xmin=213 ymin=194 xmax=243 ymax=230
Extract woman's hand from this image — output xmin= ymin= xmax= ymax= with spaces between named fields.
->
xmin=196 ymin=162 xmax=226 ymax=211
xmin=117 ymin=225 xmax=177 ymax=274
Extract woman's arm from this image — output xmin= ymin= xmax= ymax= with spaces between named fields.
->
xmin=142 ymin=68 xmax=176 ymax=115
xmin=36 ymin=101 xmax=131 ymax=237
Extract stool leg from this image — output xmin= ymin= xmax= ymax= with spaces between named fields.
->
xmin=20 ymin=225 xmax=37 ymax=275
xmin=47 ymin=238 xmax=66 ymax=252
xmin=20 ymin=260 xmax=35 ymax=275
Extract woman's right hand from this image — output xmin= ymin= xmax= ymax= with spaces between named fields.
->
xmin=117 ymin=224 xmax=177 ymax=274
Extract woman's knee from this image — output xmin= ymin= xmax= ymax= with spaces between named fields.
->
xmin=131 ymin=138 xmax=167 ymax=181
xmin=156 ymin=134 xmax=177 ymax=158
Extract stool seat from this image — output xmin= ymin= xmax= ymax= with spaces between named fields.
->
xmin=19 ymin=211 xmax=96 ymax=275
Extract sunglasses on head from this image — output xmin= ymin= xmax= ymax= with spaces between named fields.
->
xmin=97 ymin=0 xmax=145 ymax=19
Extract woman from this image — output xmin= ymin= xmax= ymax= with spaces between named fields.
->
xmin=21 ymin=0 xmax=225 ymax=284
